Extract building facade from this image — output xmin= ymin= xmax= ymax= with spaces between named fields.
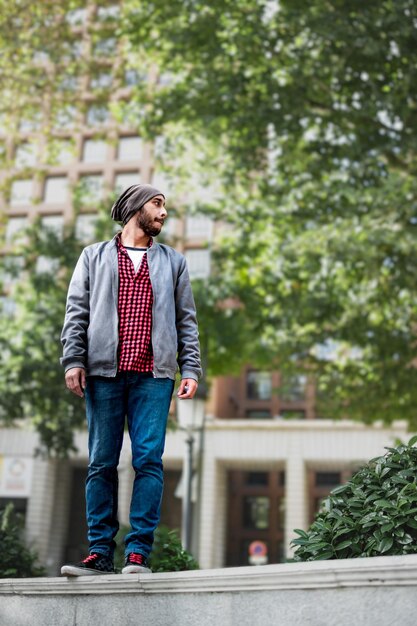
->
xmin=0 ymin=2 xmax=412 ymax=576
xmin=0 ymin=419 xmax=410 ymax=575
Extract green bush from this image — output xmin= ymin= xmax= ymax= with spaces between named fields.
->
xmin=292 ymin=437 xmax=417 ymax=561
xmin=115 ymin=524 xmax=199 ymax=572
xmin=0 ymin=504 xmax=45 ymax=578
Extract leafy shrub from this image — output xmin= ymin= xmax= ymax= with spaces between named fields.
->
xmin=115 ymin=524 xmax=199 ymax=572
xmin=0 ymin=504 xmax=45 ymax=578
xmin=149 ymin=525 xmax=199 ymax=572
xmin=292 ymin=437 xmax=417 ymax=561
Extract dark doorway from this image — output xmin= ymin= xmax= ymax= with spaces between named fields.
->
xmin=64 ymin=466 xmax=88 ymax=564
xmin=226 ymin=470 xmax=285 ymax=567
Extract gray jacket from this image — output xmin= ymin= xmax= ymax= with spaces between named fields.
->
xmin=61 ymin=235 xmax=202 ymax=381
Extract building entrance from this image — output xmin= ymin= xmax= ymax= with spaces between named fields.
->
xmin=226 ymin=470 xmax=285 ymax=567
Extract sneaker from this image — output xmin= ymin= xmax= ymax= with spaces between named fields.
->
xmin=121 ymin=553 xmax=151 ymax=574
xmin=61 ymin=553 xmax=115 ymax=576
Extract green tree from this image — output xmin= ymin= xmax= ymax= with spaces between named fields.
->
xmin=121 ymin=0 xmax=417 ymax=424
xmin=0 ymin=1 xmax=130 ymax=455
xmin=0 ymin=219 xmax=85 ymax=457
xmin=0 ymin=173 xmax=121 ymax=456
xmin=0 ymin=0 xmax=86 ymax=140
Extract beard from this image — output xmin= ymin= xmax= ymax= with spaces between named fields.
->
xmin=135 ymin=208 xmax=164 ymax=237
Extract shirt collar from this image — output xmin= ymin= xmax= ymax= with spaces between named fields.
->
xmin=116 ymin=233 xmax=153 ymax=250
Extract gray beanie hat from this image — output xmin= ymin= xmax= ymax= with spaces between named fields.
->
xmin=111 ymin=184 xmax=165 ymax=225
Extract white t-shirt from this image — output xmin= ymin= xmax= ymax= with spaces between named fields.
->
xmin=124 ymin=246 xmax=147 ymax=272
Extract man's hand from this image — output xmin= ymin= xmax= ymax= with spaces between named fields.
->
xmin=65 ymin=367 xmax=86 ymax=398
xmin=177 ymin=378 xmax=198 ymax=399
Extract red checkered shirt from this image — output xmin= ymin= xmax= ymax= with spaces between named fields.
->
xmin=117 ymin=236 xmax=154 ymax=373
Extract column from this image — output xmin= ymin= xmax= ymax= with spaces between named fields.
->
xmin=284 ymin=455 xmax=308 ymax=559
xmin=25 ymin=457 xmax=58 ymax=574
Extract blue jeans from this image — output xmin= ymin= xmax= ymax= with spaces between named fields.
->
xmin=84 ymin=372 xmax=174 ymax=559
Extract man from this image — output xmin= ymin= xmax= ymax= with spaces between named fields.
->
xmin=60 ymin=184 xmax=202 ymax=576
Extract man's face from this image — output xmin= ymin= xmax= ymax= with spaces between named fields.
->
xmin=135 ymin=195 xmax=167 ymax=237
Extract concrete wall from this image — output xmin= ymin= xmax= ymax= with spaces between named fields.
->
xmin=1 ymin=555 xmax=417 ymax=626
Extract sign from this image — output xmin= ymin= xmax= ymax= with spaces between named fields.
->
xmin=248 ymin=540 xmax=268 ymax=565
xmin=0 ymin=456 xmax=33 ymax=497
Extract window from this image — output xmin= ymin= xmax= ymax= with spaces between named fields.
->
xmin=279 ymin=374 xmax=307 ymax=402
xmin=5 ymin=217 xmax=28 ymax=243
xmin=245 ymin=472 xmax=269 ymax=486
xmin=246 ymin=370 xmax=272 ymax=400
xmin=118 ymin=136 xmax=142 ymax=161
xmin=0 ymin=297 xmax=16 ymax=316
xmin=161 ymin=216 xmax=178 ymax=240
xmin=48 ymin=140 xmax=75 ymax=166
xmin=75 ymin=214 xmax=98 ymax=243
xmin=32 ymin=50 xmax=49 ymax=64
xmin=90 ymin=73 xmax=112 ymax=89
xmin=124 ymin=69 xmax=145 ymax=87
xmin=1 ymin=256 xmax=24 ymax=288
xmin=57 ymin=75 xmax=79 ymax=92
xmin=151 ymin=170 xmax=170 ymax=191
xmin=315 ymin=472 xmax=341 ymax=487
xmin=308 ymin=468 xmax=353 ymax=522
xmin=14 ymin=142 xmax=37 ymax=168
xmin=186 ymin=215 xmax=213 ymax=240
xmin=10 ymin=180 xmax=32 ymax=206
xmin=114 ymin=172 xmax=140 ymax=194
xmin=36 ymin=256 xmax=60 ymax=274
xmin=18 ymin=112 xmax=42 ymax=132
xmin=54 ymin=105 xmax=78 ymax=129
xmin=96 ymin=5 xmax=120 ymax=20
xmin=43 ymin=177 xmax=68 ymax=204
xmin=153 ymin=135 xmax=166 ymax=159
xmin=86 ymin=106 xmax=109 ymax=127
xmin=185 ymin=248 xmax=210 ymax=279
xmin=40 ymin=215 xmax=64 ymax=238
xmin=82 ymin=139 xmax=107 ymax=163
xmin=243 ymin=496 xmax=270 ymax=530
xmin=78 ymin=175 xmax=104 ymax=205
xmin=62 ymin=40 xmax=83 ymax=60
xmin=66 ymin=8 xmax=87 ymax=25
xmin=93 ymin=38 xmax=117 ymax=56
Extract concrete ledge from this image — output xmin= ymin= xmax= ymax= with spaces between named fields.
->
xmin=2 ymin=554 xmax=417 ymax=595
xmin=2 ymin=555 xmax=417 ymax=625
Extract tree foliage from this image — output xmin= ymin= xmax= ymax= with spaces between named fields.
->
xmin=0 ymin=0 xmax=85 ymax=137
xmin=0 ymin=503 xmax=45 ymax=578
xmin=0 ymin=179 xmax=119 ymax=456
xmin=0 ymin=220 xmax=85 ymax=457
xmin=0 ymin=1 xmax=416 ymax=431
xmin=122 ymin=0 xmax=417 ymax=424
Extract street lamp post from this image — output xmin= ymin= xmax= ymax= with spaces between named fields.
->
xmin=176 ymin=387 xmax=206 ymax=554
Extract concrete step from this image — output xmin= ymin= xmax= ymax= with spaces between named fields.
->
xmin=1 ymin=554 xmax=417 ymax=626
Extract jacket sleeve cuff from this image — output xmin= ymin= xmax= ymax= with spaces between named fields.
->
xmin=62 ymin=360 xmax=86 ymax=373
xmin=181 ymin=370 xmax=200 ymax=382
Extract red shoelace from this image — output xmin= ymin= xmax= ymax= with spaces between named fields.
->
xmin=128 ymin=553 xmax=145 ymax=565
xmin=83 ymin=554 xmax=99 ymax=564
